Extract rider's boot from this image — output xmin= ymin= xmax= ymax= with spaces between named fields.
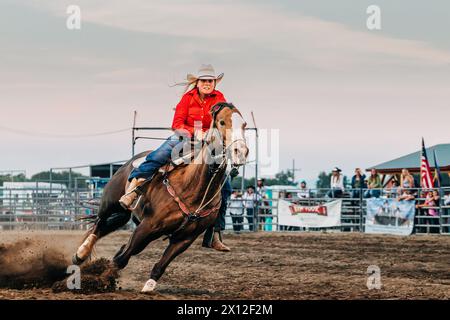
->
xmin=119 ymin=178 xmax=147 ymax=210
xmin=211 ymin=230 xmax=231 ymax=252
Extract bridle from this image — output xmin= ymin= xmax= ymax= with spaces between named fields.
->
xmin=204 ymin=102 xmax=246 ymax=174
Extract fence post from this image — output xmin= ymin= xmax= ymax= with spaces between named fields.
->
xmin=359 ymin=188 xmax=364 ymax=232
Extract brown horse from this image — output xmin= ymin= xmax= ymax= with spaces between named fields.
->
xmin=72 ymin=102 xmax=249 ymax=292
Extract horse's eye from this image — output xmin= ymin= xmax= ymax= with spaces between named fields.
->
xmin=220 ymin=120 xmax=225 ymax=126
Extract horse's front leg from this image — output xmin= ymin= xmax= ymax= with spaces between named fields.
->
xmin=112 ymin=217 xmax=163 ymax=270
xmin=141 ymin=235 xmax=198 ymax=293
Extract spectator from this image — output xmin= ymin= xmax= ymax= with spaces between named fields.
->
xmin=365 ymin=169 xmax=382 ymax=198
xmin=444 ymin=194 xmax=450 ymax=206
xmin=242 ymin=185 xmax=261 ymax=231
xmin=397 ymin=169 xmax=416 ymax=201
xmin=256 ymin=178 xmax=269 ymax=230
xmin=384 ymin=178 xmax=400 ymax=198
xmin=327 ymin=167 xmax=344 ymax=198
xmin=229 ymin=191 xmax=244 ymax=233
xmin=416 ymin=190 xmax=440 ymax=217
xmin=351 ymin=168 xmax=366 ymax=199
xmin=397 ymin=189 xmax=416 ymax=201
xmin=256 ymin=178 xmax=267 ymax=198
xmin=400 ymin=169 xmax=415 ymax=190
xmin=297 ymin=180 xmax=311 ymax=199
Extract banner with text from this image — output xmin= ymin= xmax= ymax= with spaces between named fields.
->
xmin=278 ymin=199 xmax=342 ymax=228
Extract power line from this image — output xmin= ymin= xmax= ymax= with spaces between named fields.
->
xmin=0 ymin=125 xmax=131 ymax=139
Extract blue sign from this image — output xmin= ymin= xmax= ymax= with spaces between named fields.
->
xmin=365 ymin=198 xmax=415 ymax=236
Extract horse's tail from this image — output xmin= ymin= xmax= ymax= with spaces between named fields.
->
xmin=75 ymin=198 xmax=100 ymax=227
xmin=76 ymin=214 xmax=99 ymax=224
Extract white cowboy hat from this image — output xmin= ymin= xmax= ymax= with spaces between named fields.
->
xmin=186 ymin=64 xmax=224 ymax=84
xmin=332 ymin=167 xmax=342 ymax=172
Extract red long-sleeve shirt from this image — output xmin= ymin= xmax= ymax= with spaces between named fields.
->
xmin=171 ymin=88 xmax=226 ymax=137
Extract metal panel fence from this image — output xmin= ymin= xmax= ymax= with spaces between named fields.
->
xmin=1 ymin=186 xmax=449 ymax=235
xmin=224 ymin=187 xmax=450 ymax=235
xmin=0 ymin=187 xmax=99 ymax=231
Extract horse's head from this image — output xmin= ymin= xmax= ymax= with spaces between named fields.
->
xmin=209 ymin=102 xmax=249 ymax=167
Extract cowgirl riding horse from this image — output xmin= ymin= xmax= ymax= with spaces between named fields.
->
xmin=120 ymin=64 xmax=233 ymax=251
xmin=73 ymin=94 xmax=248 ymax=292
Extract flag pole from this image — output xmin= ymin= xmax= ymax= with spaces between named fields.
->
xmin=433 ymin=149 xmax=443 ymax=198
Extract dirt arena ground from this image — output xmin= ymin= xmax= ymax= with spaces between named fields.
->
xmin=0 ymin=230 xmax=449 ymax=300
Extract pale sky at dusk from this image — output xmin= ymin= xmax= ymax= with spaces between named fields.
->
xmin=1 ymin=0 xmax=449 ymax=184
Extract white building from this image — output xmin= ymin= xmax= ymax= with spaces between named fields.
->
xmin=1 ymin=182 xmax=67 ymax=209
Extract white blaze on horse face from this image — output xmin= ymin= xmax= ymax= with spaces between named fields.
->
xmin=229 ymin=113 xmax=248 ymax=165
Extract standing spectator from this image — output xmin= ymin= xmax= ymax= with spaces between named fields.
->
xmin=297 ymin=180 xmax=311 ymax=199
xmin=243 ymin=186 xmax=261 ymax=231
xmin=229 ymin=191 xmax=244 ymax=233
xmin=256 ymin=178 xmax=268 ymax=230
xmin=416 ymin=190 xmax=440 ymax=217
xmin=416 ymin=190 xmax=440 ymax=232
xmin=351 ymin=168 xmax=366 ymax=199
xmin=444 ymin=193 xmax=450 ymax=206
xmin=365 ymin=169 xmax=382 ymax=198
xmin=327 ymin=167 xmax=344 ymax=198
xmin=256 ymin=178 xmax=267 ymax=198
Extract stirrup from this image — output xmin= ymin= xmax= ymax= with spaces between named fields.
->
xmin=129 ymin=194 xmax=144 ymax=211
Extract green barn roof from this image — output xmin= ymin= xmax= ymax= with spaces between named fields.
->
xmin=368 ymin=143 xmax=450 ymax=173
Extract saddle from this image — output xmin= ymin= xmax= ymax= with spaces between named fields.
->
xmin=128 ymin=150 xmax=195 ymax=217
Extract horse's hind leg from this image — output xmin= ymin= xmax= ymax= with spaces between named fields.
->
xmin=73 ymin=209 xmax=131 ymax=264
xmin=73 ymin=165 xmax=131 ymax=264
xmin=113 ymin=218 xmax=162 ymax=270
xmin=141 ymin=236 xmax=197 ymax=293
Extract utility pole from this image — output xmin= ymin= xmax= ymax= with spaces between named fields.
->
xmin=132 ymin=110 xmax=137 ymax=157
xmin=291 ymin=159 xmax=301 ymax=183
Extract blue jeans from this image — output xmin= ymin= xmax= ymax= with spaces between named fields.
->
xmin=203 ymin=178 xmax=233 ymax=245
xmin=351 ymin=190 xmax=362 ymax=199
xmin=327 ymin=188 xmax=343 ymax=198
xmin=364 ymin=189 xmax=381 ymax=198
xmin=219 ymin=178 xmax=232 ymax=230
xmin=128 ymin=134 xmax=183 ymax=181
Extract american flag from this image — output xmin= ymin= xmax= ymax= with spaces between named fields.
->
xmin=420 ymin=138 xmax=433 ymax=189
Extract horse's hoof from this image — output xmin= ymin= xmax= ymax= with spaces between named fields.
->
xmin=72 ymin=253 xmax=85 ymax=265
xmin=141 ymin=279 xmax=157 ymax=293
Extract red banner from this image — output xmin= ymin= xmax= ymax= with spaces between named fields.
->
xmin=289 ymin=204 xmax=328 ymax=216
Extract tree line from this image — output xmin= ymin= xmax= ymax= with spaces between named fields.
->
xmin=0 ymin=171 xmax=88 ymax=188
xmin=1 ymin=170 xmax=348 ymax=190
